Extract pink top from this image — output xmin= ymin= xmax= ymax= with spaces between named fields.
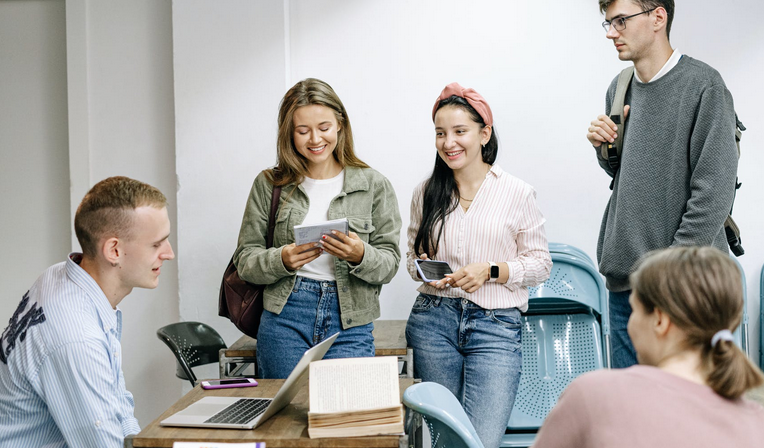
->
xmin=406 ymin=165 xmax=552 ymax=311
xmin=533 ymin=365 xmax=764 ymax=448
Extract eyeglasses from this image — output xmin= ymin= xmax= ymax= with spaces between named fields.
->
xmin=602 ymin=8 xmax=656 ymax=32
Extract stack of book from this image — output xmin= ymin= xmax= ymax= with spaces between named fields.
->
xmin=307 ymin=356 xmax=404 ymax=438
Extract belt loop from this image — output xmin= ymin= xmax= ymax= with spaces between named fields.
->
xmin=293 ymin=276 xmax=302 ymax=292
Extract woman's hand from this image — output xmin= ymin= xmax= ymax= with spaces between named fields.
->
xmin=441 ymin=262 xmax=490 ymax=293
xmin=319 ymin=231 xmax=365 ymax=264
xmin=281 ymin=243 xmax=322 ymax=271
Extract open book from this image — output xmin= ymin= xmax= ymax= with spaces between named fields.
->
xmin=308 ymin=356 xmax=404 ymax=439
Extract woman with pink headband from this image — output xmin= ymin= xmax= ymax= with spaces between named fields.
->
xmin=533 ymin=246 xmax=764 ymax=447
xmin=405 ymin=82 xmax=552 ymax=448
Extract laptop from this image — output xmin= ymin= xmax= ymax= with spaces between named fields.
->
xmin=160 ymin=332 xmax=339 ymax=429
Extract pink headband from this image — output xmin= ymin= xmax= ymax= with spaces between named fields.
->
xmin=432 ymin=82 xmax=493 ymax=127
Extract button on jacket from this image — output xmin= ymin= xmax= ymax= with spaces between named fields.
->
xmin=234 ymin=166 xmax=402 ymax=329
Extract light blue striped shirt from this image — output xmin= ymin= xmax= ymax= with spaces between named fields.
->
xmin=0 ymin=253 xmax=140 ymax=447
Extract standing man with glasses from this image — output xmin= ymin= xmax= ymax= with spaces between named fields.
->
xmin=586 ymin=0 xmax=738 ymax=368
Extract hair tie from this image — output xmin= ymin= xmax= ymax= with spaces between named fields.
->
xmin=432 ymin=82 xmax=494 ymax=127
xmin=711 ymin=329 xmax=734 ymax=348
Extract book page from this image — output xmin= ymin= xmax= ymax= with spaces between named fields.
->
xmin=293 ymin=218 xmax=348 ymax=246
xmin=309 ymin=356 xmax=400 ymax=413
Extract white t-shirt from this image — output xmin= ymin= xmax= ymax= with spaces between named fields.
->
xmin=298 ymin=170 xmax=345 ymax=281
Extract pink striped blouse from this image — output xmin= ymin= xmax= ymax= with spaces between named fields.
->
xmin=406 ymin=165 xmax=552 ymax=311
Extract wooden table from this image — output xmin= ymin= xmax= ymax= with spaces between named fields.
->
xmin=125 ymin=378 xmax=420 ymax=448
xmin=220 ymin=320 xmax=413 ymax=378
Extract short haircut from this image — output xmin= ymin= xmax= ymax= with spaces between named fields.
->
xmin=630 ymin=246 xmax=764 ymax=399
xmin=74 ymin=176 xmax=167 ymax=258
xmin=599 ymin=0 xmax=675 ymax=39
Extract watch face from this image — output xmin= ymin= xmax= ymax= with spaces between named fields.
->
xmin=490 ymin=265 xmax=500 ymax=278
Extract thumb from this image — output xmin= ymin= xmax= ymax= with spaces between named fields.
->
xmin=624 ymin=105 xmax=630 ymax=119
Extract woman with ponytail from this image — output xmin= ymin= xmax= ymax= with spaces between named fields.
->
xmin=405 ymin=82 xmax=552 ymax=448
xmin=533 ymin=246 xmax=764 ymax=447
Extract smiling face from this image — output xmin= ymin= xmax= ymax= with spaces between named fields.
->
xmin=292 ymin=104 xmax=342 ymax=178
xmin=605 ymin=0 xmax=656 ymax=62
xmin=434 ymin=105 xmax=491 ymax=173
xmin=117 ymin=206 xmax=174 ymax=291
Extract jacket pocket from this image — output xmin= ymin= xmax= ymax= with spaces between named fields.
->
xmin=348 ymin=217 xmax=375 ymax=243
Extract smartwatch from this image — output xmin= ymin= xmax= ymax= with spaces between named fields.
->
xmin=488 ymin=262 xmax=499 ymax=282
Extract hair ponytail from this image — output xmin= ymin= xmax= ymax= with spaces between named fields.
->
xmin=630 ymin=246 xmax=764 ymax=400
xmin=703 ymin=338 xmax=764 ymax=400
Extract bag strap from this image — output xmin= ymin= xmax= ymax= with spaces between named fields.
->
xmin=265 ymin=186 xmax=282 ymax=249
xmin=600 ymin=66 xmax=634 ymax=178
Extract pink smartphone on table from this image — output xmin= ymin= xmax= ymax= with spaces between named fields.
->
xmin=200 ymin=378 xmax=258 ymax=390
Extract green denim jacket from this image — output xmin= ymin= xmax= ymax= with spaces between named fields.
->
xmin=233 ymin=166 xmax=402 ymax=329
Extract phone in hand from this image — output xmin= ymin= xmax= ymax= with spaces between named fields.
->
xmin=200 ymin=378 xmax=258 ymax=390
xmin=415 ymin=259 xmax=453 ymax=283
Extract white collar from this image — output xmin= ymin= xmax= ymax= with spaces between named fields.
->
xmin=634 ymin=48 xmax=682 ymax=83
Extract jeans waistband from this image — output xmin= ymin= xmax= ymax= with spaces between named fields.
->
xmin=420 ymin=293 xmax=517 ymax=312
xmin=293 ymin=276 xmax=337 ymax=293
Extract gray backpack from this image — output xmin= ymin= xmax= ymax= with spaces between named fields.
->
xmin=600 ymin=67 xmax=745 ymax=256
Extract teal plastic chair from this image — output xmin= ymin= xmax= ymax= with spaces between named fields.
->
xmin=403 ymin=382 xmax=484 ymax=448
xmin=156 ymin=322 xmax=227 ymax=387
xmin=503 ymin=244 xmax=609 ymax=448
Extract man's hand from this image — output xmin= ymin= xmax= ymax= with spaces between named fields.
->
xmin=586 ymin=105 xmax=630 ymax=147
xmin=318 ymin=231 xmax=365 ymax=265
xmin=281 ymin=243 xmax=322 ymax=271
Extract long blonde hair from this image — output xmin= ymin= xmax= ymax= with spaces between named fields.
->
xmin=266 ymin=78 xmax=368 ymax=187
xmin=630 ymin=246 xmax=764 ymax=399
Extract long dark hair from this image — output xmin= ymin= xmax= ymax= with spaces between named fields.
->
xmin=413 ymin=95 xmax=499 ymax=257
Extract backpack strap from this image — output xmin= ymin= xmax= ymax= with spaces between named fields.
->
xmin=600 ymin=67 xmax=635 ymax=177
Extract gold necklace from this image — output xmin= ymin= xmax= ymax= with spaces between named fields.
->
xmin=459 ymin=195 xmax=474 ymax=202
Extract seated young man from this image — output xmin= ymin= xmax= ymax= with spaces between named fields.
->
xmin=0 ymin=176 xmax=175 ymax=447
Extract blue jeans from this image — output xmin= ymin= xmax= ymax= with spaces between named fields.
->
xmin=256 ymin=276 xmax=375 ymax=379
xmin=609 ymin=290 xmax=638 ymax=368
xmin=405 ymin=294 xmax=522 ymax=448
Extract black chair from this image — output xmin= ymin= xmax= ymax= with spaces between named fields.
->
xmin=156 ymin=322 xmax=227 ymax=387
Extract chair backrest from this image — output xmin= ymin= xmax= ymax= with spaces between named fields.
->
xmin=527 ymin=250 xmax=609 ymax=335
xmin=403 ymin=382 xmax=484 ymax=448
xmin=156 ymin=322 xmax=227 ymax=387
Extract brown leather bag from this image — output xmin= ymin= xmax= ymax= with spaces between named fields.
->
xmin=218 ymin=186 xmax=282 ymax=338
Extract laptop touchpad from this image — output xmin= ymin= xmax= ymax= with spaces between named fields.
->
xmin=179 ymin=403 xmax=226 ymax=417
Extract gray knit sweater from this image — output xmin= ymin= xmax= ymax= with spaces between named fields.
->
xmin=596 ymin=56 xmax=739 ymax=291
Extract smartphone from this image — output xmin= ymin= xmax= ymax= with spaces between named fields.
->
xmin=415 ymin=259 xmax=453 ymax=283
xmin=200 ymin=378 xmax=258 ymax=390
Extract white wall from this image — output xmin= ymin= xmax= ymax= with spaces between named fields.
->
xmin=174 ymin=0 xmax=764 ymax=367
xmin=64 ymin=0 xmax=181 ymax=427
xmin=0 ymin=0 xmax=71 ymax=328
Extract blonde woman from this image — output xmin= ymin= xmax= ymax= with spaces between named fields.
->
xmin=234 ymin=78 xmax=401 ymax=379
xmin=533 ymin=246 xmax=764 ymax=447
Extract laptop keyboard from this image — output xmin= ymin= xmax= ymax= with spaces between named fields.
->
xmin=204 ymin=398 xmax=271 ymax=425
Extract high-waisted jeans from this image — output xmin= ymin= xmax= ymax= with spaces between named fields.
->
xmin=256 ymin=276 xmax=375 ymax=379
xmin=406 ymin=293 xmax=522 ymax=448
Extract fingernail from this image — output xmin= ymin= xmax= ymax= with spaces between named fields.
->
xmin=331 ymin=230 xmax=337 ymax=235
xmin=322 ymin=235 xmax=327 ymax=240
